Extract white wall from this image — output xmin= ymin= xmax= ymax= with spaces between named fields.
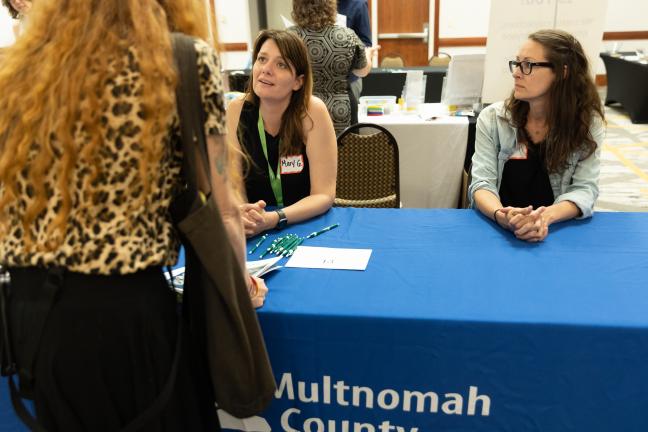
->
xmin=0 ymin=7 xmax=16 ymax=47
xmin=438 ymin=0 xmax=648 ymax=74
xmin=265 ymin=0 xmax=292 ymax=31
xmin=214 ymin=0 xmax=254 ymax=70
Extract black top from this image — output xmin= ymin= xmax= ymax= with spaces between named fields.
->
xmin=238 ymin=101 xmax=310 ymax=207
xmin=499 ymin=138 xmax=554 ymax=209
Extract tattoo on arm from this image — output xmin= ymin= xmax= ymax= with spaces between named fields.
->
xmin=214 ymin=140 xmax=227 ymax=181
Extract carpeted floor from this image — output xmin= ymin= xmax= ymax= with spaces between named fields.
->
xmin=596 ymin=104 xmax=648 ymax=212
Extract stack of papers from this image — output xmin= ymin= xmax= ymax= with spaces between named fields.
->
xmin=164 ymin=256 xmax=283 ymax=294
xmin=246 ymin=256 xmax=282 ymax=278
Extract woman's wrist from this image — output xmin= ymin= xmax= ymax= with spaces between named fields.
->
xmin=266 ymin=210 xmax=280 ymax=230
xmin=493 ymin=208 xmax=502 ymax=225
xmin=248 ymin=275 xmax=259 ymax=297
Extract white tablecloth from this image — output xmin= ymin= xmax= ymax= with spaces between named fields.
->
xmin=358 ymin=109 xmax=469 ymax=208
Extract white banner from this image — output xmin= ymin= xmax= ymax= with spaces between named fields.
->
xmin=482 ymin=0 xmax=608 ymax=104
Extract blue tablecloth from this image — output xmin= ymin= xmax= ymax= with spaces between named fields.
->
xmin=254 ymin=208 xmax=648 ymax=432
xmin=3 ymin=208 xmax=648 ymax=431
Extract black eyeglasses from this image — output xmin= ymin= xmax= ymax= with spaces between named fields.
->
xmin=508 ymin=60 xmax=554 ymax=75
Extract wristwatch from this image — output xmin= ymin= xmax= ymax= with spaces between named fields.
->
xmin=275 ymin=209 xmax=288 ymax=230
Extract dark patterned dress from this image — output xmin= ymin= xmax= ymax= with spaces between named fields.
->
xmin=289 ymin=25 xmax=367 ymax=134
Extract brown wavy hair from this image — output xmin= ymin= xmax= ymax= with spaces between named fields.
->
xmin=292 ymin=0 xmax=337 ymax=30
xmin=245 ymin=29 xmax=313 ymax=157
xmin=0 ymin=0 xmax=210 ymax=250
xmin=505 ymin=29 xmax=604 ymax=174
xmin=2 ymin=0 xmax=20 ymax=19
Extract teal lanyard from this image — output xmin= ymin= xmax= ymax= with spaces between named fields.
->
xmin=257 ymin=112 xmax=284 ymax=207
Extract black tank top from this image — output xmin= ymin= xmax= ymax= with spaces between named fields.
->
xmin=238 ymin=101 xmax=310 ymax=207
xmin=499 ymin=138 xmax=554 ymax=209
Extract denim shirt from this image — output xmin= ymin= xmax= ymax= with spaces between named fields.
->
xmin=468 ymin=101 xmax=605 ymax=219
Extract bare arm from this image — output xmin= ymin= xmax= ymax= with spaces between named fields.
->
xmin=253 ymin=97 xmax=337 ymax=232
xmin=474 ymin=189 xmax=505 ymax=223
xmin=542 ymin=201 xmax=580 ymax=225
xmin=205 ymin=133 xmax=247 ymax=280
xmin=352 ymin=46 xmax=380 ymax=78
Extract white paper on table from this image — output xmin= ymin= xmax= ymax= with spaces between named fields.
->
xmin=285 ymin=246 xmax=372 ymax=271
xmin=217 ymin=409 xmax=271 ymax=432
xmin=246 ymin=256 xmax=282 ymax=278
xmin=418 ymin=103 xmax=450 ymax=120
xmin=404 ymin=70 xmax=425 ymax=106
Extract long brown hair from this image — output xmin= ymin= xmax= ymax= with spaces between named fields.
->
xmin=505 ymin=29 xmax=604 ymax=173
xmin=0 ymin=0 xmax=209 ymax=250
xmin=2 ymin=0 xmax=20 ymax=19
xmin=245 ymin=29 xmax=313 ymax=156
xmin=292 ymin=0 xmax=337 ymax=31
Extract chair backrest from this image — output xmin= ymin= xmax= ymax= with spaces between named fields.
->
xmin=335 ymin=123 xmax=400 ymax=208
xmin=380 ymin=54 xmax=405 ymax=68
xmin=428 ymin=52 xmax=451 ymax=67
xmin=460 ymin=162 xmax=472 ymax=209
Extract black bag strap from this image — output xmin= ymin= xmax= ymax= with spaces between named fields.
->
xmin=0 ymin=267 xmax=14 ymax=376
xmin=171 ymin=32 xmax=212 ymax=211
xmin=8 ymin=268 xmax=62 ymax=432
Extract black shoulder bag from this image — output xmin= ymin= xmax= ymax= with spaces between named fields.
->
xmin=170 ymin=33 xmax=276 ymax=418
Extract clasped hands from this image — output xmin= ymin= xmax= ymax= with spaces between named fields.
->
xmin=495 ymin=206 xmax=548 ymax=242
xmin=240 ymin=200 xmax=275 ymax=238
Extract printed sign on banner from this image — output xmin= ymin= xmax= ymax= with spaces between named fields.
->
xmin=482 ymin=0 xmax=608 ymax=103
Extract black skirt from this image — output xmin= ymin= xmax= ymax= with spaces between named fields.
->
xmin=7 ymin=266 xmax=218 ymax=432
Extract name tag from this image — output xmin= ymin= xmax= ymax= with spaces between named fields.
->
xmin=280 ymin=155 xmax=304 ymax=174
xmin=509 ymin=144 xmax=528 ymax=160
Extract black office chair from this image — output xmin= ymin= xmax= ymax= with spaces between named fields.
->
xmin=335 ymin=123 xmax=400 ymax=208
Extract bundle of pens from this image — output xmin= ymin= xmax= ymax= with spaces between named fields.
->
xmin=366 ymin=105 xmax=384 ymax=116
xmin=248 ymin=223 xmax=339 ymax=259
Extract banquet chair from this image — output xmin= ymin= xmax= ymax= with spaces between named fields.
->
xmin=460 ymin=162 xmax=472 ymax=209
xmin=335 ymin=123 xmax=400 ymax=208
xmin=380 ymin=53 xmax=405 ymax=68
xmin=428 ymin=52 xmax=451 ymax=67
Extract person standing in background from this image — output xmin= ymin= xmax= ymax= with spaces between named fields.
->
xmin=337 ymin=0 xmax=372 ymax=125
xmin=290 ymin=0 xmax=378 ymax=135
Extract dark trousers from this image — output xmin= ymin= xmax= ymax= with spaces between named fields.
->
xmin=7 ymin=267 xmax=218 ymax=432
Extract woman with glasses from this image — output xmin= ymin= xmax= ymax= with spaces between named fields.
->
xmin=469 ymin=29 xmax=605 ymax=242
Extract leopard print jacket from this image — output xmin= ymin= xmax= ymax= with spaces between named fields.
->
xmin=0 ymin=39 xmax=225 ymax=275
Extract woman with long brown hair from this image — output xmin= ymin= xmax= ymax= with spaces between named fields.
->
xmin=0 ymin=0 xmax=252 ymax=429
xmin=469 ymin=29 xmax=605 ymax=242
xmin=227 ymin=29 xmax=337 ymax=237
